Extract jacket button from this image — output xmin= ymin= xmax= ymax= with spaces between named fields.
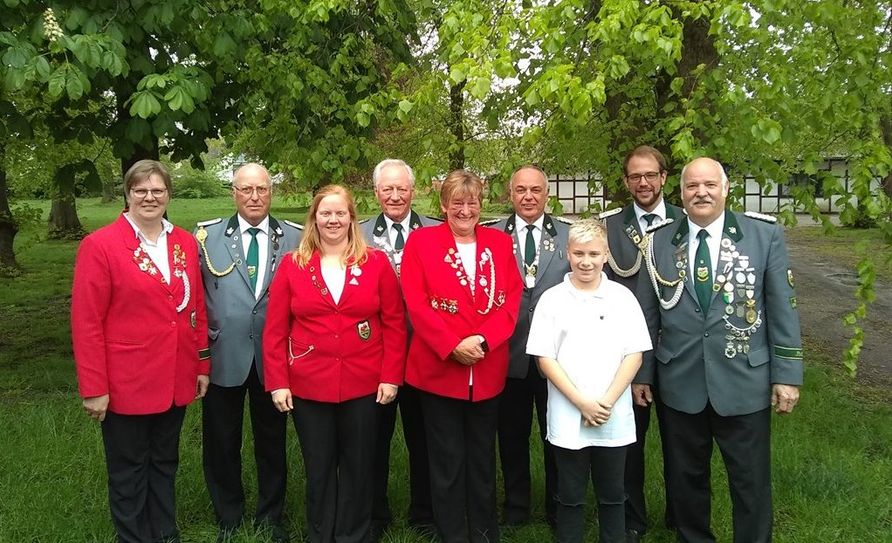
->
xmin=694 ymin=308 xmax=701 ymax=313
xmin=249 ymin=334 xmax=254 ymax=340
xmin=529 ymin=307 xmax=534 ymax=313
xmin=704 ymin=332 xmax=709 ymax=337
xmin=168 ymin=295 xmax=173 ymax=300
xmin=170 ymin=321 xmax=176 ymax=327
xmin=252 ymin=309 xmax=258 ymax=315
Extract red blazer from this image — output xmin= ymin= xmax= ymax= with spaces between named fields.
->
xmin=400 ymin=223 xmax=522 ymax=401
xmin=71 ymin=214 xmax=210 ymax=415
xmin=263 ymin=249 xmax=407 ymax=403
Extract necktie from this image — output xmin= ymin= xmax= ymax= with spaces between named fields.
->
xmin=393 ymin=223 xmax=405 ymax=251
xmin=694 ymin=229 xmax=712 ymax=312
xmin=247 ymin=227 xmax=260 ymax=291
xmin=524 ymin=224 xmax=536 ymax=267
xmin=643 ymin=213 xmax=657 ymax=227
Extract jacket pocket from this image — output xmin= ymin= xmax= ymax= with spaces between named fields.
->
xmin=288 ymin=338 xmax=314 ymax=366
xmin=654 ymin=344 xmax=674 ymax=365
xmin=747 ymin=347 xmax=770 ymax=367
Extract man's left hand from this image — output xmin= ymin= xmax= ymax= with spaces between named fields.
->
xmin=771 ymin=384 xmax=799 ymax=414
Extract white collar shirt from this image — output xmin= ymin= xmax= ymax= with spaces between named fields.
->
xmin=124 ymin=213 xmax=174 ymax=283
xmin=383 ymin=212 xmax=413 ymax=250
xmin=237 ymin=214 xmax=270 ymax=299
xmin=525 ymin=273 xmax=652 ymax=449
xmin=633 ymin=199 xmax=667 ymax=234
xmin=687 ymin=212 xmax=724 ymax=280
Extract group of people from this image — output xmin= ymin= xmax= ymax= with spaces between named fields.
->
xmin=71 ymin=147 xmax=803 ymax=543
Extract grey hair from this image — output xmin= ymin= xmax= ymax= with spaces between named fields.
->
xmin=568 ymin=218 xmax=608 ymax=246
xmin=680 ymin=157 xmax=729 ymax=188
xmin=372 ymin=159 xmax=415 ymax=187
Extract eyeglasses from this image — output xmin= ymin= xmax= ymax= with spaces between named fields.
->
xmin=130 ymin=188 xmax=168 ymax=199
xmin=625 ymin=171 xmax=662 ymax=183
xmin=234 ymin=185 xmax=271 ymax=196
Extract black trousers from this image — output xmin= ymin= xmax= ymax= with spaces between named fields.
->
xmin=623 ymin=391 xmax=674 ymax=532
xmin=202 ymin=362 xmax=287 ymax=529
xmin=293 ymin=394 xmax=378 ymax=543
xmin=497 ymin=365 xmax=557 ymax=525
xmin=421 ymin=390 xmax=500 ymax=543
xmin=661 ymin=403 xmax=772 ymax=543
xmin=372 ymin=383 xmax=433 ymax=527
xmin=101 ymin=406 xmax=186 ymax=543
xmin=553 ymin=444 xmax=627 ymax=543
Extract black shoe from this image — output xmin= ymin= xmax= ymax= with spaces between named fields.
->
xmin=625 ymin=528 xmax=644 ymax=543
xmin=255 ymin=519 xmax=290 ymax=543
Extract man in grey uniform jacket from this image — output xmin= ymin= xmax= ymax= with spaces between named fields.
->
xmin=196 ymin=163 xmax=302 ymax=542
xmin=359 ymin=159 xmax=440 ymax=540
xmin=492 ymin=164 xmax=570 ymax=528
xmin=599 ymin=145 xmax=682 ymax=541
xmin=637 ymin=157 xmax=803 ymax=543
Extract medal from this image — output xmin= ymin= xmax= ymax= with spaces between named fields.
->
xmin=357 ymin=320 xmax=371 ymax=340
xmin=525 ymin=275 xmax=536 ymax=288
xmin=696 ymin=266 xmax=710 ymax=282
xmin=746 ymin=309 xmax=757 ymax=324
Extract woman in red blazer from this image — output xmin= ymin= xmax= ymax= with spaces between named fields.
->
xmin=400 ymin=170 xmax=522 ymax=543
xmin=71 ymin=160 xmax=210 ymax=543
xmin=263 ymin=184 xmax=406 ymax=543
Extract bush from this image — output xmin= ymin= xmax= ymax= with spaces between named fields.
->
xmin=171 ymin=169 xmax=230 ymax=199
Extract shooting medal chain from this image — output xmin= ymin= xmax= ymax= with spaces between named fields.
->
xmin=644 ymin=234 xmax=684 ymax=309
xmin=132 ymin=243 xmax=190 ymax=313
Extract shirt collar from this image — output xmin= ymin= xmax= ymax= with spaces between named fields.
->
xmin=563 ymin=271 xmax=608 ymax=300
xmin=237 ymin=214 xmax=269 ymax=235
xmin=633 ymin=199 xmax=666 ymax=223
xmin=123 ymin=212 xmax=173 ymax=241
xmin=514 ymin=213 xmax=545 ymax=233
xmin=687 ymin=211 xmax=725 ymax=243
xmin=383 ymin=212 xmax=411 ymax=232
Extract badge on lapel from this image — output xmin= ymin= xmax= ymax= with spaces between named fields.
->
xmin=357 ymin=320 xmax=371 ymax=340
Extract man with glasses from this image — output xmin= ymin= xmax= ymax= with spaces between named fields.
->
xmin=359 ymin=159 xmax=440 ymax=540
xmin=195 ymin=163 xmax=302 ymax=542
xmin=599 ymin=145 xmax=682 ymax=542
xmin=491 ymin=164 xmax=571 ymax=529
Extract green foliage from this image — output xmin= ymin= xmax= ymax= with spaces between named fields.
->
xmin=171 ymin=167 xmax=229 ymax=199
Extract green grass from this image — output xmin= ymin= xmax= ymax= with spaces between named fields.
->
xmin=1 ymin=199 xmax=891 ymax=541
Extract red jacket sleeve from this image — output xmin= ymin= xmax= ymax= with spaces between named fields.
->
xmin=71 ymin=235 xmax=112 ymax=399
xmin=186 ymin=235 xmax=211 ymax=375
xmin=476 ymin=232 xmax=523 ymax=349
xmin=375 ymin=251 xmax=408 ymax=385
xmin=262 ymin=255 xmax=294 ymax=391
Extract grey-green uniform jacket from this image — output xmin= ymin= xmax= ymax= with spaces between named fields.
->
xmin=195 ymin=215 xmax=302 ymax=387
xmin=638 ymin=211 xmax=804 ymax=416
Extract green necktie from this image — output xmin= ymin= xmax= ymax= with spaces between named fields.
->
xmin=393 ymin=223 xmax=405 ymax=251
xmin=694 ymin=229 xmax=712 ymax=311
xmin=524 ymin=224 xmax=536 ymax=266
xmin=247 ymin=227 xmax=260 ymax=291
xmin=643 ymin=213 xmax=657 ymax=227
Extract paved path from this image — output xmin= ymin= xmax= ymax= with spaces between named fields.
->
xmin=786 ymin=232 xmax=892 ymax=387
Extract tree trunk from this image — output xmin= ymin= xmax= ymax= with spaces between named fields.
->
xmin=448 ymin=80 xmax=466 ymax=171
xmin=101 ymin=177 xmax=118 ymax=203
xmin=0 ymin=142 xmax=20 ymax=274
xmin=48 ymin=191 xmax=86 ymax=240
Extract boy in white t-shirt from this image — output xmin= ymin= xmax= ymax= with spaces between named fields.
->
xmin=526 ymin=219 xmax=652 ymax=543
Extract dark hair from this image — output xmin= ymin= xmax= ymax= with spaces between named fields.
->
xmin=622 ymin=145 xmax=668 ymax=175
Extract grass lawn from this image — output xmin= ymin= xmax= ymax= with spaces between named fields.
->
xmin=1 ymin=199 xmax=890 ymax=541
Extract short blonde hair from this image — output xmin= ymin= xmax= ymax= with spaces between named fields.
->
xmin=293 ymin=184 xmax=368 ymax=268
xmin=568 ymin=218 xmax=608 ymax=246
xmin=439 ymin=169 xmax=484 ymax=210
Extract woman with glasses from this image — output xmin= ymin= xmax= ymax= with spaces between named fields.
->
xmin=263 ymin=184 xmax=407 ymax=543
xmin=399 ymin=170 xmax=523 ymax=543
xmin=71 ymin=159 xmax=210 ymax=543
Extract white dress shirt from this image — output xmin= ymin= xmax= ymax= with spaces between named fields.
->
xmin=237 ymin=215 xmax=270 ymax=299
xmin=687 ymin=213 xmax=724 ymax=280
xmin=124 ymin=213 xmax=174 ymax=283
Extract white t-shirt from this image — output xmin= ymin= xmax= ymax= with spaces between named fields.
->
xmin=526 ymin=273 xmax=652 ymax=449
